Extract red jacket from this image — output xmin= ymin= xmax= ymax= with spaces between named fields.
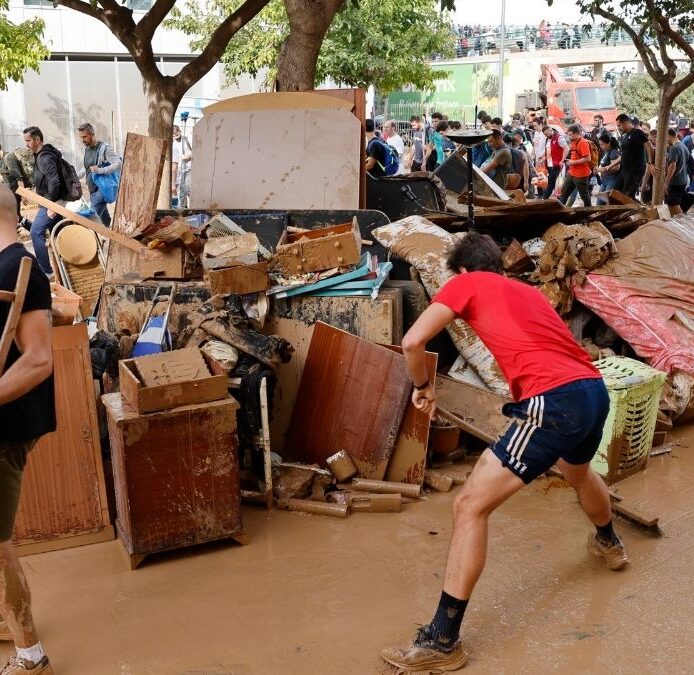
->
xmin=546 ymin=133 xmax=565 ymax=167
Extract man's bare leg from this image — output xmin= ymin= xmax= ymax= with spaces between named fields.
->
xmin=442 ymin=449 xmax=525 ymax=599
xmin=557 ymin=460 xmax=611 ymax=526
xmin=558 ymin=459 xmax=628 ymax=569
xmin=0 ymin=539 xmax=38 ymax=648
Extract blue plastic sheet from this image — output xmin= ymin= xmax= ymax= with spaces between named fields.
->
xmin=92 ymin=170 xmax=121 ymax=203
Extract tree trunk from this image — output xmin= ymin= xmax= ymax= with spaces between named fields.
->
xmin=276 ymin=0 xmax=345 ymax=91
xmin=652 ymin=87 xmax=673 ymax=206
xmin=144 ymin=79 xmax=181 ymax=209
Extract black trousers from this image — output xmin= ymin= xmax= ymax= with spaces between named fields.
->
xmin=543 ymin=166 xmax=562 ymax=199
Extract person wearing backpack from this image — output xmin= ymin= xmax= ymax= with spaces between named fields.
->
xmin=77 ymin=123 xmax=121 ymax=227
xmin=365 ymin=119 xmax=398 ymax=177
xmin=23 ymin=126 xmax=77 ymax=276
xmin=558 ymin=124 xmax=593 ymax=206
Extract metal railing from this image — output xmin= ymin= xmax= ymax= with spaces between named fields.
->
xmin=439 ymin=25 xmax=694 ymax=59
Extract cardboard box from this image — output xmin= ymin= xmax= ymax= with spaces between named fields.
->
xmin=275 ymin=219 xmax=361 ymax=275
xmin=206 ymin=262 xmax=269 ymax=295
xmin=119 ymin=349 xmax=228 ymax=414
xmin=202 ymin=233 xmax=260 ymax=270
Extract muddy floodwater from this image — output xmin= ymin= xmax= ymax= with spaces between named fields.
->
xmin=4 ymin=422 xmax=694 ymax=674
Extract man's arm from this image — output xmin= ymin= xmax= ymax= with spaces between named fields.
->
xmin=180 ymin=139 xmax=193 ymax=163
xmin=559 ymin=137 xmax=569 ymax=163
xmin=401 ymin=303 xmax=456 ymax=417
xmin=0 ymin=309 xmax=53 ymax=406
xmin=664 ymin=158 xmax=676 ymax=192
xmin=171 ymin=161 xmax=179 ymax=196
xmin=644 ymin=139 xmax=655 ymax=164
xmin=92 ymin=144 xmax=123 ymax=174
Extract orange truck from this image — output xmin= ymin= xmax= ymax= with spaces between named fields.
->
xmin=516 ymin=64 xmax=618 ymax=131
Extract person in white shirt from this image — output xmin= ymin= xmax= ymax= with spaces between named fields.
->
xmin=382 ymin=120 xmax=405 ymax=175
xmin=532 ymin=120 xmax=547 ymax=169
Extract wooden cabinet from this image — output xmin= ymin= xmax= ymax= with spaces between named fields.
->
xmin=102 ymin=394 xmax=243 ymax=569
xmin=13 ymin=324 xmax=114 ymax=555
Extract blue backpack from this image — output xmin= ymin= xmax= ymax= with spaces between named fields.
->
xmin=372 ymin=138 xmax=399 ymax=176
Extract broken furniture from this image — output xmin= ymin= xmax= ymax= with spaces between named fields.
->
xmin=592 ymin=357 xmax=666 ymax=484
xmin=49 ymin=221 xmax=106 ymax=319
xmin=103 ymin=392 xmax=243 ymax=569
xmin=13 ymin=324 xmax=114 ymax=555
xmin=285 ymin=322 xmax=411 ymax=479
xmin=365 ymin=173 xmax=446 ymax=222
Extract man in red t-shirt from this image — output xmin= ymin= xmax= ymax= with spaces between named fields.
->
xmin=559 ymin=124 xmax=593 ymax=207
xmin=381 ymin=232 xmax=627 ymax=673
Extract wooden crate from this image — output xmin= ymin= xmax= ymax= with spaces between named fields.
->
xmin=119 ymin=349 xmax=228 ymax=414
xmin=205 ymin=262 xmax=269 ymax=295
xmin=275 ymin=219 xmax=361 ymax=275
xmin=102 ymin=393 xmax=243 ymax=569
xmin=13 ymin=324 xmax=114 ymax=555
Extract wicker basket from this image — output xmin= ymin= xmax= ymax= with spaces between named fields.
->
xmin=591 ymin=357 xmax=666 ymax=484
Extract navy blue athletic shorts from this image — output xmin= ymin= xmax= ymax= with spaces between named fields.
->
xmin=491 ymin=378 xmax=610 ymax=484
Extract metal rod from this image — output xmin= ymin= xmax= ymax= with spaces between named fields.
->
xmin=498 ymin=0 xmax=506 ymax=118
xmin=467 ymin=145 xmax=475 ymax=229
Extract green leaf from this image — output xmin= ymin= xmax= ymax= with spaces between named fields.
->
xmin=0 ymin=3 xmax=50 ymax=90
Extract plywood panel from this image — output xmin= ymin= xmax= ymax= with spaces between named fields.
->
xmin=106 ymin=132 xmax=167 ymax=281
xmin=203 ymin=91 xmax=353 ymax=115
xmin=263 ymin=290 xmax=402 ymax=454
xmin=13 ymin=324 xmax=112 ymax=549
xmin=384 ymin=346 xmax=438 ymax=486
xmin=285 ymin=322 xmax=411 ymax=479
xmin=190 ymin=109 xmax=361 ymax=211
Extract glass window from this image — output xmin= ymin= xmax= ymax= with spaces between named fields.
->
xmin=575 ymin=87 xmax=616 ymax=111
xmin=126 ymin=0 xmax=154 ymax=10
xmin=23 ymin=0 xmax=53 ymax=6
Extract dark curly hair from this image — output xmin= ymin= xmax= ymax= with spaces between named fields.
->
xmin=446 ymin=231 xmax=503 ymax=274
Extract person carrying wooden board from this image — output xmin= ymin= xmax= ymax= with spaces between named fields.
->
xmin=381 ymin=231 xmax=627 ymax=672
xmin=0 ymin=185 xmax=56 ymax=675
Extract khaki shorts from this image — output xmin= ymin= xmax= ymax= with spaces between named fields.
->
xmin=0 ymin=440 xmax=36 ymax=542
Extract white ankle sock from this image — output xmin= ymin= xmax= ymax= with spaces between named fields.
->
xmin=16 ymin=642 xmax=44 ymax=664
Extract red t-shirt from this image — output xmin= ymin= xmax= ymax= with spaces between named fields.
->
xmin=432 ymin=272 xmax=601 ymax=401
xmin=569 ymin=138 xmax=592 ymax=179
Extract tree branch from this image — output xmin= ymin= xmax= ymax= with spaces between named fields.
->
xmin=672 ymin=71 xmax=694 ymax=98
xmin=137 ymin=0 xmax=177 ymax=42
xmin=650 ymin=4 xmax=694 ymax=62
xmin=593 ymin=6 xmax=663 ymax=81
xmin=174 ymin=0 xmax=270 ymax=96
xmin=56 ymin=0 xmax=102 ymax=21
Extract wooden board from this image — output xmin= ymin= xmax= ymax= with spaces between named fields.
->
xmin=103 ymin=394 xmax=242 ymax=563
xmin=384 ymin=346 xmax=438 ymax=486
xmin=435 ymin=374 xmax=512 ymax=444
xmin=13 ymin=324 xmax=113 ymax=551
xmin=263 ymin=289 xmax=403 ymax=453
xmin=190 ymin=109 xmax=361 ymax=211
xmin=106 ymin=133 xmax=168 ymax=281
xmin=202 ymin=91 xmax=354 ymax=115
xmin=206 ymin=262 xmax=269 ymax=296
xmin=285 ymin=322 xmax=411 ymax=479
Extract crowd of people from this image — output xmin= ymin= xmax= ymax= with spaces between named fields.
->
xmin=366 ymin=109 xmax=694 ymax=215
xmin=447 ymin=22 xmax=629 ymax=58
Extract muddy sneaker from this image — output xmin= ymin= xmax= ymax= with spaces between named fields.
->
xmin=381 ymin=625 xmax=469 ymax=672
xmin=0 ymin=655 xmax=53 ymax=674
xmin=0 ymin=621 xmax=11 ymax=641
xmin=587 ymin=532 xmax=629 ymax=570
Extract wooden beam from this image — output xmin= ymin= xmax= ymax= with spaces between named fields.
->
xmin=0 ymin=257 xmax=31 ymax=375
xmin=16 ymin=187 xmax=147 ymax=254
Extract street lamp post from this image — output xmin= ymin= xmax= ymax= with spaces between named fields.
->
xmin=498 ymin=0 xmax=506 ymax=119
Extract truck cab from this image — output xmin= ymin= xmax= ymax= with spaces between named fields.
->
xmin=541 ymin=65 xmax=618 ymax=131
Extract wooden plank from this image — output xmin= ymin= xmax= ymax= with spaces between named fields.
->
xmin=13 ymin=324 xmax=112 ymax=549
xmin=285 ymin=322 xmax=411 ymax=479
xmin=435 ymin=374 xmax=512 ymax=444
xmin=263 ymin=290 xmax=402 ymax=454
xmin=112 ymin=133 xmax=167 ymax=238
xmin=0 ymin=256 xmax=31 ymax=374
xmin=106 ymin=133 xmax=168 ymax=281
xmin=16 ymin=525 xmax=114 ymax=558
xmin=16 ymin=187 xmax=146 ymax=254
xmin=384 ymin=346 xmax=438 ymax=486
xmin=202 ymin=91 xmax=353 ymax=115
